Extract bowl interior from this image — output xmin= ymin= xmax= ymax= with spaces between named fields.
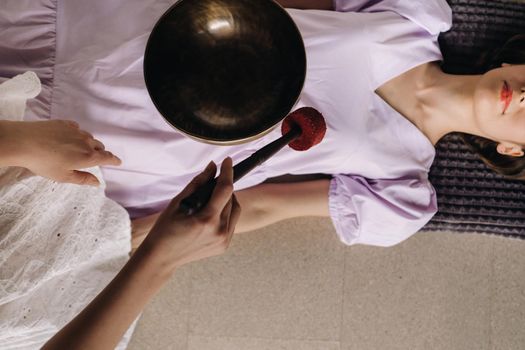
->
xmin=144 ymin=0 xmax=306 ymax=143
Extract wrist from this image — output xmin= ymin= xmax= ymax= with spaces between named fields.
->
xmin=132 ymin=237 xmax=179 ymax=279
xmin=0 ymin=120 xmax=31 ymax=168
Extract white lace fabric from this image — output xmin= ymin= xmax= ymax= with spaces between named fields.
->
xmin=0 ymin=71 xmax=41 ymax=120
xmin=0 ymin=72 xmax=134 ymax=349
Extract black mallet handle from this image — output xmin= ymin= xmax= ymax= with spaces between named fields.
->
xmin=179 ymin=126 xmax=301 ymax=215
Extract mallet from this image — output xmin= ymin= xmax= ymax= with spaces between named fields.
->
xmin=180 ymin=107 xmax=327 ymax=215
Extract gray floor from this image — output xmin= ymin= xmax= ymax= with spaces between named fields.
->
xmin=128 ymin=218 xmax=525 ymax=350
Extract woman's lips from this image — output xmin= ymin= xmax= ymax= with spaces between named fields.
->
xmin=501 ymin=80 xmax=512 ymax=114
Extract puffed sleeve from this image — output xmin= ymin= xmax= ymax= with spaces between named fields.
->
xmin=333 ymin=0 xmax=452 ymax=35
xmin=329 ymin=174 xmax=437 ymax=247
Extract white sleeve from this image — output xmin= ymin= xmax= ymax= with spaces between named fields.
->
xmin=0 ymin=71 xmax=41 ymax=121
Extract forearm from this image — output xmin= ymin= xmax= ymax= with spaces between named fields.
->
xmin=42 ymin=243 xmax=175 ymax=350
xmin=44 ymin=159 xmax=237 ymax=349
xmin=0 ymin=120 xmax=25 ymax=167
xmin=234 ymin=179 xmax=331 ymax=233
xmin=274 ymin=0 xmax=334 ymax=10
xmin=131 ymin=179 xmax=332 ymax=242
xmin=233 ymin=183 xmax=276 ymax=233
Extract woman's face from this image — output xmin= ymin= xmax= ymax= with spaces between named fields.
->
xmin=474 ymin=64 xmax=525 ymax=155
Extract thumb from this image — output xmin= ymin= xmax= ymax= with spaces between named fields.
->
xmin=63 ymin=170 xmax=100 ymax=187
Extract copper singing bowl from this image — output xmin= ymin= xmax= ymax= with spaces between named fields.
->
xmin=144 ymin=0 xmax=306 ymax=144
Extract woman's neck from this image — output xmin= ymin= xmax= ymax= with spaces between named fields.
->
xmin=376 ymin=62 xmax=487 ymax=145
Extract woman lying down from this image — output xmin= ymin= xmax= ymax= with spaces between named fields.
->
xmin=2 ymin=0 xmax=525 ymax=249
xmin=3 ymin=0 xmax=525 ymax=248
xmin=46 ymin=0 xmax=525 ymax=247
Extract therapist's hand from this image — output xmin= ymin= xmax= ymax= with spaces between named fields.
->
xmin=41 ymin=158 xmax=239 ymax=350
xmin=142 ymin=158 xmax=241 ymax=269
xmin=1 ymin=120 xmax=121 ymax=186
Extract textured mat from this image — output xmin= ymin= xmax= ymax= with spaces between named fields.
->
xmin=424 ymin=0 xmax=525 ymax=238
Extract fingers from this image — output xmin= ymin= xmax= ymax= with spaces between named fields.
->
xmin=200 ymin=158 xmax=234 ymax=217
xmin=89 ymin=138 xmax=106 ymax=151
xmin=61 ymin=120 xmax=80 ymax=129
xmin=169 ymin=161 xmax=217 ymax=212
xmin=83 ymin=135 xmax=121 ymax=166
xmin=62 ymin=170 xmax=100 ymax=187
xmin=79 ymin=129 xmax=107 ymax=153
xmin=91 ymin=150 xmax=122 ymax=166
xmin=65 ymin=122 xmax=109 ymax=155
xmin=81 ymin=148 xmax=121 ymax=167
xmin=64 ymin=123 xmax=122 ymax=166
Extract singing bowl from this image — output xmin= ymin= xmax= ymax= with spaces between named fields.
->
xmin=144 ymin=0 xmax=307 ymax=144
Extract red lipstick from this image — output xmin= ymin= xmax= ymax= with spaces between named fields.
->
xmin=501 ymin=81 xmax=512 ymax=114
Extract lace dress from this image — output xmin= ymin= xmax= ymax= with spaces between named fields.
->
xmin=0 ymin=72 xmax=134 ymax=349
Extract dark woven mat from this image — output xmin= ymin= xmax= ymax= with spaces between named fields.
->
xmin=424 ymin=0 xmax=525 ymax=238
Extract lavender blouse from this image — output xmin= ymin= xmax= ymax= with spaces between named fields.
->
xmin=0 ymin=0 xmax=452 ymax=246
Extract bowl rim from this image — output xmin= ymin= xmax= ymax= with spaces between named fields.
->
xmin=143 ymin=0 xmax=307 ymax=145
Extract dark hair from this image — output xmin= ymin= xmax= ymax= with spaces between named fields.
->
xmin=459 ymin=34 xmax=525 ymax=179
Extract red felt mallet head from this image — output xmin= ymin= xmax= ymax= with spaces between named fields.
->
xmin=281 ymin=107 xmax=327 ymax=151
